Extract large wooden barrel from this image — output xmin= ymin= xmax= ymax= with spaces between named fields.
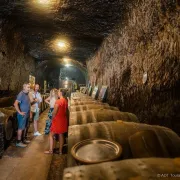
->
xmin=0 ymin=109 xmax=14 ymax=141
xmin=0 ymin=117 xmax=4 ymax=158
xmin=70 ymin=104 xmax=118 ymax=112
xmin=69 ymin=109 xmax=138 ymax=126
xmin=63 ymin=157 xmax=180 ymax=180
xmin=67 ymin=121 xmax=180 ymax=167
xmin=70 ymin=101 xmax=108 ymax=106
xmin=0 ymin=96 xmax=15 ymax=108
xmin=3 ymin=107 xmax=17 ymax=130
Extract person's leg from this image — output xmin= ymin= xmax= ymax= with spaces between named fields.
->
xmin=22 ymin=115 xmax=31 ymax=143
xmin=16 ymin=114 xmax=27 ymax=147
xmin=17 ymin=129 xmax=22 ymax=141
xmin=59 ymin=133 xmax=64 ymax=154
xmin=49 ymin=132 xmax=55 ymax=152
xmin=44 ymin=131 xmax=54 ymax=154
xmin=34 ymin=119 xmax=38 ymax=132
xmin=33 ymin=110 xmax=41 ymax=136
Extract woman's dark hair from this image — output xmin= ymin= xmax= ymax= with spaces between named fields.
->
xmin=59 ymin=88 xmax=67 ymax=97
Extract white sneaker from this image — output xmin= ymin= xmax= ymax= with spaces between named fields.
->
xmin=34 ymin=131 xmax=42 ymax=136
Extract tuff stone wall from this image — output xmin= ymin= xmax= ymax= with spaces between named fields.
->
xmin=87 ymin=0 xmax=180 ymax=134
xmin=0 ymin=20 xmax=35 ymax=93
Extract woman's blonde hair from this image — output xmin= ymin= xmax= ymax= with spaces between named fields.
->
xmin=50 ymin=88 xmax=58 ymax=99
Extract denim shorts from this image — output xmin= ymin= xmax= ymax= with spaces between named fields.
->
xmin=17 ymin=113 xmax=30 ymax=130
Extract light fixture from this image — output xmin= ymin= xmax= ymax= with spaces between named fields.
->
xmin=37 ymin=0 xmax=50 ymax=5
xmin=57 ymin=41 xmax=66 ymax=48
xmin=63 ymin=58 xmax=70 ymax=62
xmin=65 ymin=77 xmax=68 ymax=80
xmin=65 ymin=64 xmax=70 ymax=67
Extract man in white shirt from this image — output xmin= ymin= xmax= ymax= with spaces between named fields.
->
xmin=29 ymin=84 xmax=42 ymax=136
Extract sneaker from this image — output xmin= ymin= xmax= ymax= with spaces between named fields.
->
xmin=34 ymin=131 xmax=42 ymax=136
xmin=23 ymin=139 xmax=31 ymax=144
xmin=16 ymin=142 xmax=27 ymax=148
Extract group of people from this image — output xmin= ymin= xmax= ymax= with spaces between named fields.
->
xmin=14 ymin=83 xmax=69 ymax=155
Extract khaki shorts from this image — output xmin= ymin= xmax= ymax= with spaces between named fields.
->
xmin=32 ymin=110 xmax=39 ymax=121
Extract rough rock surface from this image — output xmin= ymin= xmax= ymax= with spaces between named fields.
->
xmin=0 ymin=20 xmax=35 ymax=92
xmin=0 ymin=0 xmax=131 ymax=64
xmin=87 ymin=0 xmax=180 ymax=134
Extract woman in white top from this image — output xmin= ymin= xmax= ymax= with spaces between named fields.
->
xmin=44 ymin=89 xmax=58 ymax=134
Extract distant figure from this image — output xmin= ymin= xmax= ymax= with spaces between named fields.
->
xmin=44 ymin=88 xmax=58 ymax=134
xmin=29 ymin=84 xmax=42 ymax=136
xmin=44 ymin=89 xmax=68 ymax=154
xmin=14 ymin=83 xmax=31 ymax=148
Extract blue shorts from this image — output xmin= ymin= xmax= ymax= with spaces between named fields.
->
xmin=17 ymin=113 xmax=30 ymax=130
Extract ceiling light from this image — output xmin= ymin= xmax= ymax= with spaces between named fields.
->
xmin=57 ymin=41 xmax=66 ymax=48
xmin=37 ymin=0 xmax=50 ymax=5
xmin=63 ymin=58 xmax=70 ymax=62
xmin=65 ymin=64 xmax=70 ymax=67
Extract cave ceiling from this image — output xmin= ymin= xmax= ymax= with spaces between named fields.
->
xmin=0 ymin=0 xmax=130 ymax=68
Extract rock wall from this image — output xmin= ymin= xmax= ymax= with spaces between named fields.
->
xmin=0 ymin=20 xmax=35 ymax=93
xmin=87 ymin=0 xmax=180 ymax=134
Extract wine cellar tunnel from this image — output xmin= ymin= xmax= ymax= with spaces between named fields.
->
xmin=0 ymin=0 xmax=180 ymax=180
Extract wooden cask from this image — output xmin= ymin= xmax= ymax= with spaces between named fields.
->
xmin=0 ymin=109 xmax=14 ymax=141
xmin=71 ymin=101 xmax=108 ymax=106
xmin=67 ymin=121 xmax=180 ymax=167
xmin=69 ymin=109 xmax=138 ymax=126
xmin=70 ymin=104 xmax=118 ymax=112
xmin=64 ymin=157 xmax=180 ymax=180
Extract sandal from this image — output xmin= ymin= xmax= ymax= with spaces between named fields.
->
xmin=44 ymin=150 xmax=53 ymax=154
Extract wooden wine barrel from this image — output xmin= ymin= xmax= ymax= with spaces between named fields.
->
xmin=69 ymin=109 xmax=138 ymax=126
xmin=70 ymin=101 xmax=108 ymax=106
xmin=0 ymin=109 xmax=14 ymax=141
xmin=3 ymin=107 xmax=17 ymax=130
xmin=67 ymin=121 xmax=180 ymax=167
xmin=70 ymin=104 xmax=118 ymax=112
xmin=0 ymin=119 xmax=4 ymax=158
xmin=0 ymin=96 xmax=15 ymax=108
xmin=63 ymin=157 xmax=180 ymax=180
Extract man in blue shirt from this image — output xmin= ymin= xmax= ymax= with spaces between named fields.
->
xmin=14 ymin=83 xmax=31 ymax=148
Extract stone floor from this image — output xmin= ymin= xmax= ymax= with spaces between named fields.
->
xmin=0 ymin=109 xmax=67 ymax=180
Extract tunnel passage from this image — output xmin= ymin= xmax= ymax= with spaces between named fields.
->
xmin=0 ymin=0 xmax=179 ymax=133
xmin=0 ymin=0 xmax=179 ymax=180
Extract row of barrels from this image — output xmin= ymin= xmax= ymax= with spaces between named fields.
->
xmin=62 ymin=91 xmax=180 ymax=179
xmin=0 ymin=120 xmax=3 ymax=158
xmin=70 ymin=91 xmax=139 ymax=125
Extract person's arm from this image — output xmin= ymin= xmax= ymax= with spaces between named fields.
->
xmin=51 ymin=104 xmax=59 ymax=120
xmin=29 ymin=92 xmax=37 ymax=105
xmin=14 ymin=100 xmax=26 ymax=116
xmin=38 ymin=93 xmax=42 ymax=103
xmin=38 ymin=93 xmax=42 ymax=109
xmin=45 ymin=96 xmax=50 ymax=105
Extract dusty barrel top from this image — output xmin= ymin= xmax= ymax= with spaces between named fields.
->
xmin=63 ymin=157 xmax=180 ymax=180
xmin=69 ymin=109 xmax=139 ymax=126
xmin=67 ymin=121 xmax=180 ymax=167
